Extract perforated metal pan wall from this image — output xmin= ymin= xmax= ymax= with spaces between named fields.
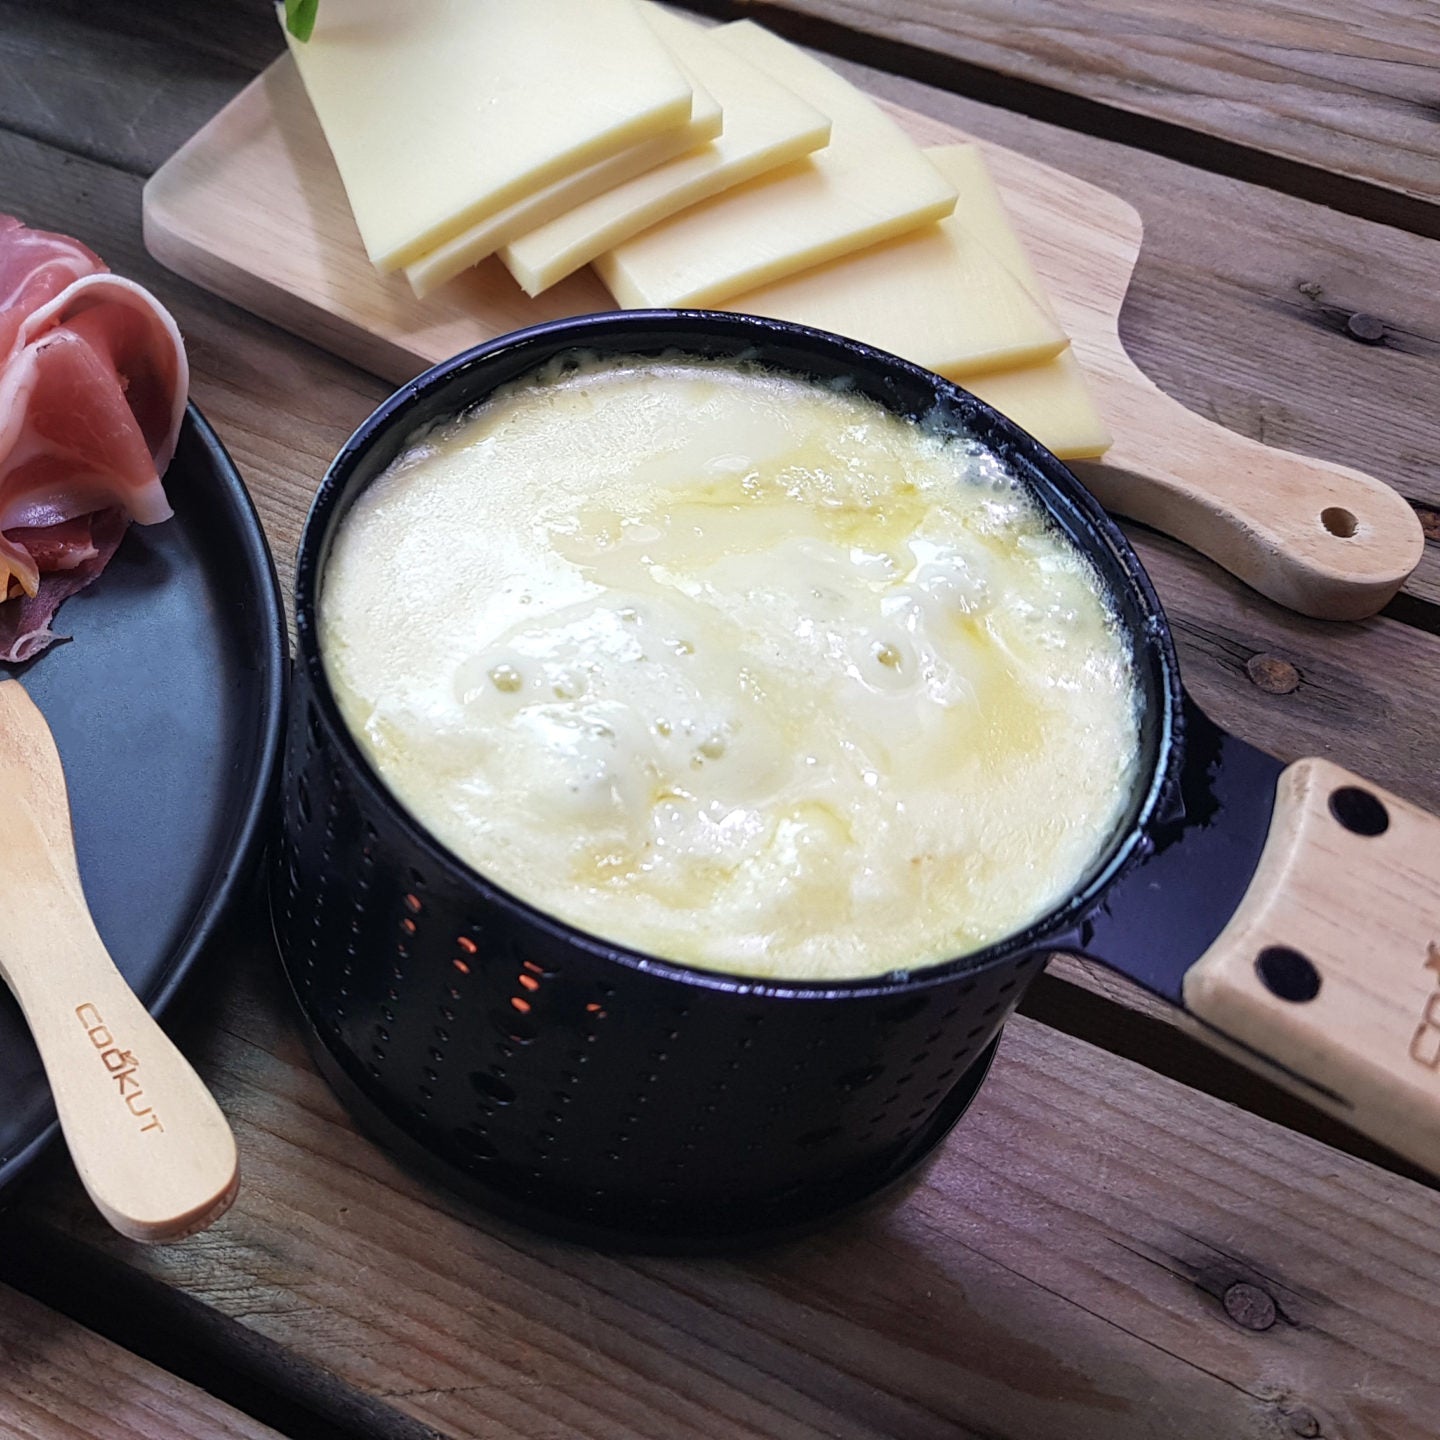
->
xmin=273 ymin=312 xmax=1181 ymax=1250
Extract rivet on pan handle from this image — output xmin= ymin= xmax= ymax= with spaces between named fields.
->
xmin=1182 ymin=758 xmax=1440 ymax=1171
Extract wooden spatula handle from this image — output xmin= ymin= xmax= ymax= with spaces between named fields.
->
xmin=1075 ymin=387 xmax=1424 ymax=620
xmin=0 ymin=681 xmax=236 ymax=1244
xmin=1184 ymin=758 xmax=1440 ymax=1173
xmin=0 ymin=819 xmax=237 ymax=1243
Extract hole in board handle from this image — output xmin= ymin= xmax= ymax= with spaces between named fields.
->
xmin=1256 ymin=947 xmax=1322 ymax=1003
xmin=1321 ymin=506 xmax=1358 ymax=538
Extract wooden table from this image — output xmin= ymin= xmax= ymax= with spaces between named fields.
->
xmin=2 ymin=3 xmax=1438 ymax=1436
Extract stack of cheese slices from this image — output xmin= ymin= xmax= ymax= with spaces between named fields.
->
xmin=284 ymin=0 xmax=1109 ymax=459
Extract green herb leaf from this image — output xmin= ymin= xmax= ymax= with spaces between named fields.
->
xmin=284 ymin=0 xmax=319 ymax=43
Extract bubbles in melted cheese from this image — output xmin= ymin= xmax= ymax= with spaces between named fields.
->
xmin=321 ymin=358 xmax=1141 ymax=980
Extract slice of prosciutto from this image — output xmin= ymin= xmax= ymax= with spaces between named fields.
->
xmin=0 ymin=214 xmax=189 ymax=663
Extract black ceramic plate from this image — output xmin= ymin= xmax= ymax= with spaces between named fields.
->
xmin=0 ymin=406 xmax=286 ymax=1197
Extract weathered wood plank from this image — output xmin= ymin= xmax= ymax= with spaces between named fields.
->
xmin=1021 ymin=950 xmax=1436 ymax=1187
xmin=0 ymin=1280 xmax=285 ymax=1440
xmin=1131 ymin=524 xmax=1440 ymax=810
xmin=679 ymin=0 xmax=1440 ymax=239
xmin=0 ymin=0 xmax=277 ymax=174
xmin=9 ymin=944 xmax=1439 ymax=1440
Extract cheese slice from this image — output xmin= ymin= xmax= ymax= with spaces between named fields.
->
xmin=594 ymin=21 xmax=956 ymax=308
xmin=500 ymin=8 xmax=832 ymax=297
xmin=716 ymin=147 xmax=1065 ymax=376
xmin=919 ymin=145 xmax=1111 ymax=458
xmin=960 ymin=352 xmax=1113 ymax=459
xmin=283 ymin=0 xmax=694 ymax=272
xmin=404 ymin=57 xmax=722 ymax=298
xmin=925 ymin=144 xmax=1055 ymax=314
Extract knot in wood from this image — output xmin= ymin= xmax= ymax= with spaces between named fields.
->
xmin=1223 ymin=1280 xmax=1277 ymax=1330
xmin=1286 ymin=1408 xmax=1321 ymax=1437
xmin=1345 ymin=311 xmax=1386 ymax=344
xmin=1246 ymin=654 xmax=1300 ymax=695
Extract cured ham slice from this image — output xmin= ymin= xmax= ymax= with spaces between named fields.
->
xmin=0 ymin=510 xmax=127 ymax=664
xmin=0 ymin=215 xmax=188 ymax=662
xmin=0 ymin=215 xmax=104 ymax=365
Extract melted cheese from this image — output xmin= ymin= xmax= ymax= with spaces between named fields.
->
xmin=321 ymin=359 xmax=1140 ymax=981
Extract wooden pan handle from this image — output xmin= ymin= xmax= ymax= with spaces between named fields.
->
xmin=1073 ymin=387 xmax=1425 ymax=621
xmin=1184 ymin=758 xmax=1440 ymax=1172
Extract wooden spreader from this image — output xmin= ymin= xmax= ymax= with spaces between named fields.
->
xmin=0 ymin=682 xmax=237 ymax=1243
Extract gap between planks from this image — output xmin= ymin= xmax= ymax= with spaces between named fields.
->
xmin=0 ymin=1215 xmax=445 ymax=1440
xmin=1021 ymin=955 xmax=1437 ymax=1190
xmin=0 ymin=1277 xmax=289 ymax=1440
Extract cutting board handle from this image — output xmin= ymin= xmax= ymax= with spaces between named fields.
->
xmin=1183 ymin=757 xmax=1440 ymax=1172
xmin=1074 ymin=386 xmax=1424 ymax=621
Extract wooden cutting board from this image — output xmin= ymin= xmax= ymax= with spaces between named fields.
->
xmin=142 ymin=56 xmax=1422 ymax=620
